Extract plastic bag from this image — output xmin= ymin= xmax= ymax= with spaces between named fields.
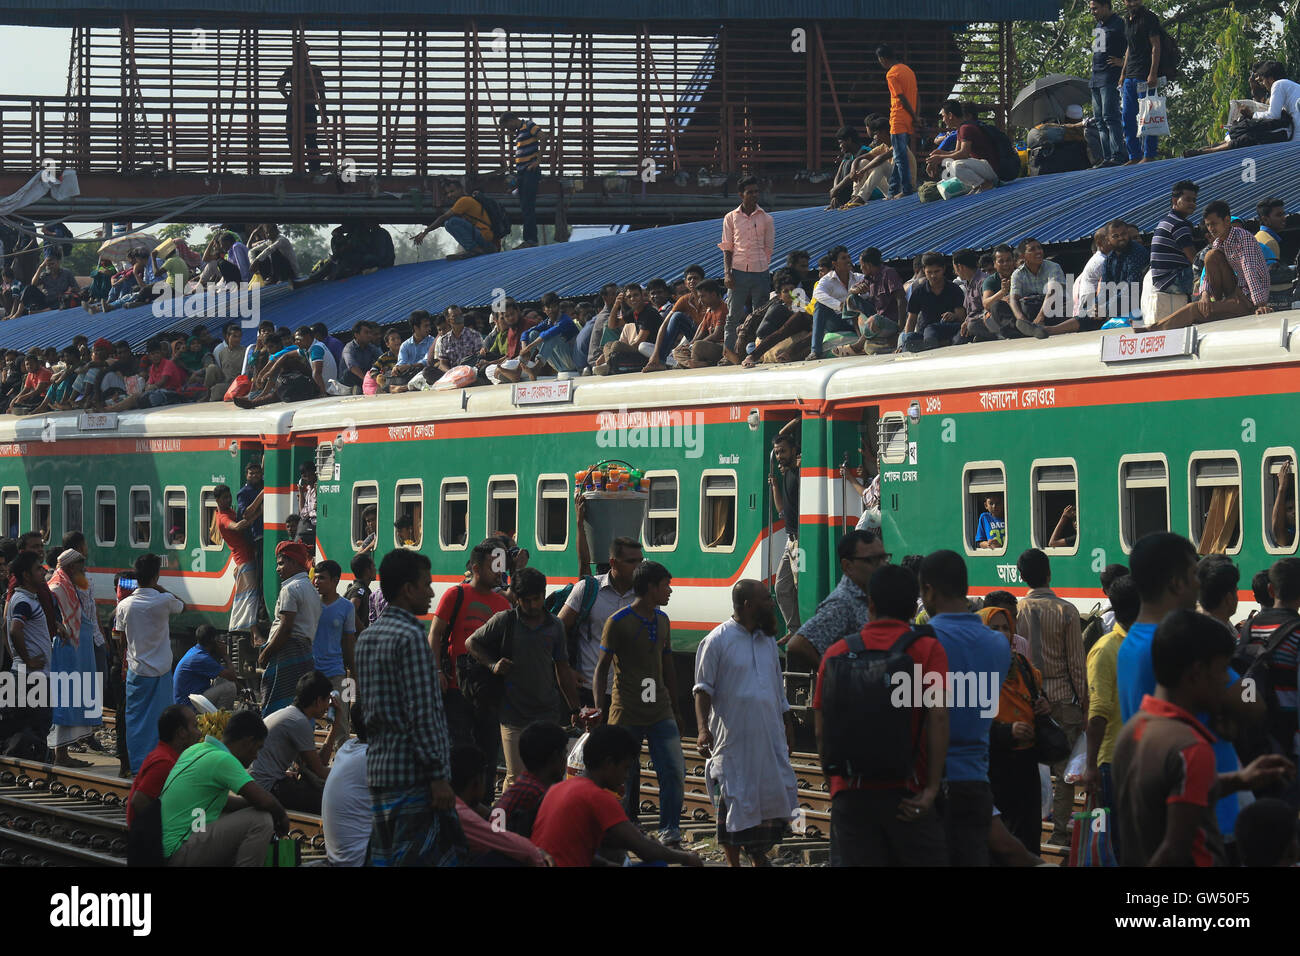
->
xmin=1069 ymin=795 xmax=1118 ymax=867
xmin=1061 ymin=732 xmax=1088 ymax=783
xmin=433 ymin=365 xmax=477 ymax=390
xmin=1137 ymin=94 xmax=1170 ymax=138
xmin=938 ymin=177 xmax=970 ymax=200
xmin=224 ymin=374 xmax=252 ymax=402
xmin=565 ymin=731 xmax=590 ymax=778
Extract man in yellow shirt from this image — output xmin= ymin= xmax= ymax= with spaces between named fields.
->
xmin=1082 ymin=574 xmax=1141 ymax=812
xmin=413 ymin=179 xmax=496 ymax=261
xmin=876 ymin=43 xmax=918 ymax=199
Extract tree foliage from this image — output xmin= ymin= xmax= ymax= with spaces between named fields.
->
xmin=1010 ymin=0 xmax=1287 ymax=156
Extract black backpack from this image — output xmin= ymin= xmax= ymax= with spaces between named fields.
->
xmin=978 ymin=122 xmax=1021 ymax=183
xmin=471 ymin=191 xmax=511 ymax=242
xmin=820 ymin=626 xmax=933 ymax=781
xmin=1230 ymin=616 xmax=1300 ymax=761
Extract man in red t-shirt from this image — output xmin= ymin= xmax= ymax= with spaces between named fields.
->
xmin=112 ymin=339 xmax=191 ymax=410
xmin=214 ymin=484 xmax=264 ymax=632
xmin=428 ymin=539 xmax=512 ymax=792
xmin=813 ymin=563 xmax=950 ymax=866
xmin=531 ymin=724 xmax=702 ymax=867
xmin=127 ymin=704 xmax=200 ymax=828
xmin=8 ymin=351 xmax=52 ymax=413
xmin=670 ymin=279 xmax=730 ymax=368
xmin=925 ymin=100 xmax=999 ymax=192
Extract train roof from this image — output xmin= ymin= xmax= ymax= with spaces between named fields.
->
xmin=0 ymin=399 xmax=296 ymax=444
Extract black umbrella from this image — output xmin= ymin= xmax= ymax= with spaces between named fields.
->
xmin=1009 ymin=74 xmax=1091 ymax=128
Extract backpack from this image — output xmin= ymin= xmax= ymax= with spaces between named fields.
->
xmin=547 ymin=575 xmax=600 ymax=668
xmin=978 ymin=122 xmax=1021 ymax=182
xmin=456 ymin=609 xmax=515 ymax=712
xmin=917 ymin=182 xmax=942 ymax=203
xmin=1157 ymin=27 xmax=1181 ymax=81
xmin=820 ymin=626 xmax=933 ymax=781
xmin=471 ymin=191 xmax=510 ymax=241
xmin=1230 ymin=615 xmax=1300 ymax=760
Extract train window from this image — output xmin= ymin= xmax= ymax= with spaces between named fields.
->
xmin=700 ymin=471 xmax=737 ymax=552
xmin=31 ymin=487 xmax=51 ymax=544
xmin=440 ymin=478 xmax=470 ymax=550
xmin=351 ymin=482 xmax=379 ymax=552
xmin=878 ymin=412 xmax=908 ymax=465
xmin=1031 ymin=461 xmax=1078 ymax=555
xmin=95 ymin=487 xmax=116 ymax=548
xmin=644 ymin=472 xmax=679 ymax=551
xmin=395 ymin=481 xmax=423 ymax=549
xmin=487 ymin=477 xmax=518 ymax=539
xmin=63 ymin=487 xmax=83 ymax=537
xmin=200 ymin=488 xmax=221 ymax=550
xmin=1189 ymin=453 xmax=1242 ymax=555
xmin=1 ymin=488 xmax=18 ymax=540
xmin=129 ymin=487 xmax=152 ymax=548
xmin=1119 ymin=456 xmax=1169 ymax=552
xmin=962 ymin=463 xmax=1007 ymax=555
xmin=1263 ymin=448 xmax=1298 ymax=554
xmin=164 ymin=488 xmax=187 ymax=549
xmin=316 ymin=442 xmax=336 ymax=482
xmin=536 ymin=476 xmax=569 ymax=551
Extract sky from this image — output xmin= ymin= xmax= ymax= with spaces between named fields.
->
xmin=2 ymin=26 xmax=68 ymax=96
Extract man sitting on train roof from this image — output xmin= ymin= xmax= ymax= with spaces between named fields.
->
xmin=896 ymin=252 xmax=966 ymax=353
xmin=235 ymin=326 xmax=334 ymax=408
xmin=1150 ymin=199 xmax=1273 ymax=330
xmin=107 ymin=339 xmax=192 ymax=411
xmin=1009 ymin=238 xmax=1102 ymax=338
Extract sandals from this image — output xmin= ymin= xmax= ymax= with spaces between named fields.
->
xmin=832 ymin=343 xmax=863 ymax=358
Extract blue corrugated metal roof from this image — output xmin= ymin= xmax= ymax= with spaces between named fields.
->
xmin=0 ymin=0 xmax=1062 ymax=23
xmin=3 ymin=142 xmax=1297 ymax=351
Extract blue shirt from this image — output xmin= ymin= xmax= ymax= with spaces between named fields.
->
xmin=1117 ymin=621 xmax=1245 ymax=836
xmin=313 ymin=596 xmax=356 ymax=678
xmin=929 ymin=612 xmax=1010 ymax=782
xmin=237 ymin=482 xmax=263 ymax=542
xmin=174 ymin=645 xmax=225 ymax=706
xmin=536 ymin=313 xmax=578 ymax=342
xmin=975 ymin=512 xmax=1005 ymax=548
xmin=397 ymin=334 xmax=432 ymax=368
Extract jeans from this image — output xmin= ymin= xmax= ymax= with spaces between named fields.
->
xmin=810 ymin=302 xmax=855 ymax=358
xmin=444 ymin=216 xmax=495 ymax=254
xmin=1090 ymin=84 xmax=1126 ymax=162
xmin=538 ymin=334 xmax=576 ymax=372
xmin=620 ymin=717 xmax=684 ymax=840
xmin=516 ymin=166 xmax=541 ymax=244
xmin=1121 ymin=79 xmax=1159 ymax=160
xmin=899 ymin=322 xmax=959 ymax=351
xmin=888 ymin=132 xmax=914 ymax=196
xmin=653 ymin=311 xmax=696 ymax=363
xmin=726 ymin=270 xmax=771 ymax=353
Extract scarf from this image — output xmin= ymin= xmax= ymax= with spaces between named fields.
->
xmin=49 ymin=567 xmax=82 ymax=647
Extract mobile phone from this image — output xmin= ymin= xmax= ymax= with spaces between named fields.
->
xmin=117 ymin=575 xmax=138 ymax=591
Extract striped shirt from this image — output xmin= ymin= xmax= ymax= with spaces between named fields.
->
xmin=1016 ymin=587 xmax=1086 ymax=706
xmin=514 ymin=120 xmax=543 ymax=170
xmin=1149 ymin=210 xmax=1197 ymax=291
xmin=1244 ymin=608 xmax=1300 ymax=752
xmin=355 ymin=604 xmax=452 ymax=790
xmin=1214 ymin=225 xmax=1270 ymax=306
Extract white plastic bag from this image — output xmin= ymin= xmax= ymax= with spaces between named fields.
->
xmin=1137 ymin=94 xmax=1170 ymax=138
xmin=1062 ymin=732 xmax=1089 ymax=783
xmin=565 ymin=731 xmax=589 ymax=778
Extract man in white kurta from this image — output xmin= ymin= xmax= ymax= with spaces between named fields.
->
xmin=693 ymin=579 xmax=797 ymax=866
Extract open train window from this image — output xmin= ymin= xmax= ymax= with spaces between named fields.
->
xmin=700 ymin=471 xmax=737 ymax=552
xmin=1263 ymin=448 xmax=1298 ymax=554
xmin=536 ymin=476 xmax=569 ymax=551
xmin=1031 ymin=460 xmax=1078 ymax=555
xmin=31 ymin=487 xmax=51 ymax=544
xmin=63 ymin=487 xmax=83 ymax=538
xmin=164 ymin=487 xmax=187 ymax=550
xmin=644 ymin=472 xmax=679 ymax=551
xmin=963 ymin=462 xmax=1007 ymax=555
xmin=351 ymin=482 xmax=379 ymax=552
xmin=95 ymin=487 xmax=116 ymax=548
xmin=1119 ymin=455 xmax=1169 ymax=553
xmin=129 ymin=487 xmax=151 ymax=548
xmin=1 ymin=487 xmax=19 ymax=540
xmin=200 ymin=487 xmax=222 ymax=550
xmin=1189 ymin=453 xmax=1242 ymax=555
xmin=395 ymin=480 xmax=423 ymax=549
xmin=487 ymin=477 xmax=518 ymax=539
xmin=440 ymin=478 xmax=469 ymax=551
xmin=878 ymin=412 xmax=908 ymax=465
xmin=316 ymin=442 xmax=336 ymax=482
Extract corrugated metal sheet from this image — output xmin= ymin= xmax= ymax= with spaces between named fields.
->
xmin=0 ymin=0 xmax=1062 ymax=23
xmin=3 ymin=142 xmax=1297 ymax=350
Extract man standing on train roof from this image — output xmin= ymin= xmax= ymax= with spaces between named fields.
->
xmin=214 ymin=483 xmax=264 ymax=633
xmin=719 ymin=175 xmax=775 ymax=359
xmin=501 ymin=113 xmax=545 ymax=250
xmin=694 ymin=579 xmax=797 ymax=866
xmin=769 ymin=420 xmax=802 ymax=640
xmin=113 ymin=552 xmax=185 ymax=774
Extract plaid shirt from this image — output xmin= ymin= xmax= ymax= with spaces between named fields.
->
xmin=492 ymin=771 xmax=548 ymax=836
xmin=433 ymin=327 xmax=484 ymax=368
xmin=355 ymin=604 xmax=451 ymax=790
xmin=1016 ymin=587 xmax=1086 ymax=707
xmin=1215 ymin=226 xmax=1270 ymax=306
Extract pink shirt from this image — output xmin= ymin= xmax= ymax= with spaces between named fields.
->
xmin=455 ymin=798 xmax=546 ymax=866
xmin=719 ymin=205 xmax=774 ymax=273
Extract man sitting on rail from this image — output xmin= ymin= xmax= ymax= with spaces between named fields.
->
xmin=126 ymin=705 xmax=199 ymax=833
xmin=249 ymin=670 xmax=334 ymax=814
